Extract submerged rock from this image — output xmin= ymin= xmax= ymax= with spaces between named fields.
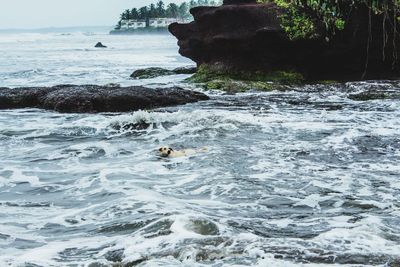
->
xmin=94 ymin=42 xmax=107 ymax=48
xmin=104 ymin=249 xmax=125 ymax=262
xmin=188 ymin=219 xmax=220 ymax=236
xmin=0 ymin=85 xmax=209 ymax=113
xmin=169 ymin=0 xmax=400 ymax=81
xmin=110 ymin=119 xmax=151 ymax=131
xmin=131 ymin=66 xmax=197 ymax=79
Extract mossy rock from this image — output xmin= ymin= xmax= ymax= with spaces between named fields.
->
xmin=131 ymin=66 xmax=197 ymax=79
xmin=205 ymin=79 xmax=249 ymax=92
xmin=187 ymin=64 xmax=302 ymax=92
xmin=131 ymin=67 xmax=175 ymax=79
xmin=204 ymin=79 xmax=288 ymax=92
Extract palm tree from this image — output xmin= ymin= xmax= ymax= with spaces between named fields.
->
xmin=131 ymin=8 xmax=139 ymax=20
xmin=156 ymin=1 xmax=165 ymax=17
xmin=178 ymin=2 xmax=189 ymax=19
xmin=139 ymin=6 xmax=148 ymax=20
xmin=126 ymin=9 xmax=132 ymax=19
xmin=149 ymin=3 xmax=157 ymax=18
xmin=120 ymin=9 xmax=131 ymax=20
xmin=166 ymin=3 xmax=179 ymax=18
xmin=115 ymin=20 xmax=122 ymax=30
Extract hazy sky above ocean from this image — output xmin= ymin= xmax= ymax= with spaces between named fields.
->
xmin=0 ymin=0 xmax=186 ymax=29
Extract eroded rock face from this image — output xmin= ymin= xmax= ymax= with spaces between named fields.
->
xmin=0 ymin=85 xmax=209 ymax=113
xmin=169 ymin=2 xmax=400 ymax=81
xmin=170 ymin=3 xmax=284 ymax=70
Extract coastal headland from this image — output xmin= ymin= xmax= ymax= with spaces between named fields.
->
xmin=169 ymin=0 xmax=400 ymax=85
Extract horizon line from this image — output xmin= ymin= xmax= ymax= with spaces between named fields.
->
xmin=0 ymin=25 xmax=114 ymax=31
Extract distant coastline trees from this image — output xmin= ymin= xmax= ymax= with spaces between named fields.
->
xmin=116 ymin=0 xmax=221 ymax=28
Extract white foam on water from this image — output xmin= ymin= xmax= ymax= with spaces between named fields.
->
xmin=0 ymin=167 xmax=42 ymax=187
xmin=1 ymin=32 xmax=400 ymax=266
xmin=267 ymin=218 xmax=293 ymax=228
xmin=293 ymin=194 xmax=333 ymax=209
xmin=313 ymin=215 xmax=400 ymax=255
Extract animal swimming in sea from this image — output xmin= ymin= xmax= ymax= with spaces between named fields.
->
xmin=158 ymin=146 xmax=208 ymax=158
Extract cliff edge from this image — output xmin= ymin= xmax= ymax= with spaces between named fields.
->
xmin=169 ymin=0 xmax=400 ymax=81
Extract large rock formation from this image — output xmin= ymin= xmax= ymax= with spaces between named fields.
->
xmin=0 ymin=85 xmax=209 ymax=113
xmin=169 ymin=0 xmax=400 ymax=81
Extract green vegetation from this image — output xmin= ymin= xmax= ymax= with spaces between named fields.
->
xmin=261 ymin=0 xmax=318 ymax=40
xmin=256 ymin=0 xmax=399 ymax=78
xmin=257 ymin=0 xmax=400 ymax=41
xmin=189 ymin=64 xmax=304 ymax=83
xmin=188 ymin=64 xmax=303 ymax=92
xmin=115 ymin=0 xmax=222 ymax=30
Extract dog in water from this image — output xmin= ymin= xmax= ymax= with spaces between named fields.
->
xmin=158 ymin=146 xmax=208 ymax=158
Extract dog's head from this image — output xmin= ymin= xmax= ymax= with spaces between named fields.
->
xmin=158 ymin=146 xmax=173 ymax=157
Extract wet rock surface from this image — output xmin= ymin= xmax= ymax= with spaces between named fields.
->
xmin=0 ymin=85 xmax=209 ymax=113
xmin=131 ymin=66 xmax=197 ymax=79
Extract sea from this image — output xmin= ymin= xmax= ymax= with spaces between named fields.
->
xmin=0 ymin=27 xmax=400 ymax=267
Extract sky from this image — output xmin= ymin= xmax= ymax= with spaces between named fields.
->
xmin=0 ymin=0 xmax=185 ymax=29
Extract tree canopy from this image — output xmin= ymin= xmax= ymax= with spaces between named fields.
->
xmin=118 ymin=0 xmax=221 ymax=22
xmin=258 ymin=0 xmax=400 ymax=40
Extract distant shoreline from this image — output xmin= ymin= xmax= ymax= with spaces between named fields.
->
xmin=110 ymin=27 xmax=170 ymax=35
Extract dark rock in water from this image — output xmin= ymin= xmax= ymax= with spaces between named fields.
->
xmin=188 ymin=219 xmax=220 ymax=236
xmin=94 ymin=42 xmax=107 ymax=48
xmin=169 ymin=2 xmax=400 ymax=81
xmin=104 ymin=249 xmax=125 ymax=262
xmin=87 ymin=263 xmax=108 ymax=267
xmin=131 ymin=67 xmax=175 ymax=79
xmin=349 ymin=90 xmax=400 ymax=101
xmin=131 ymin=66 xmax=197 ymax=79
xmin=111 ymin=119 xmax=151 ymax=131
xmin=0 ymin=85 xmax=209 ymax=113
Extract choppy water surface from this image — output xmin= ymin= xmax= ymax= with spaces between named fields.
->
xmin=0 ymin=30 xmax=400 ymax=267
xmin=0 ymin=28 xmax=191 ymax=87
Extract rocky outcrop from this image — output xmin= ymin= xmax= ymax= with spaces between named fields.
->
xmin=169 ymin=0 xmax=400 ymax=81
xmin=131 ymin=66 xmax=197 ymax=79
xmin=0 ymin=85 xmax=209 ymax=113
xmin=95 ymin=42 xmax=107 ymax=48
